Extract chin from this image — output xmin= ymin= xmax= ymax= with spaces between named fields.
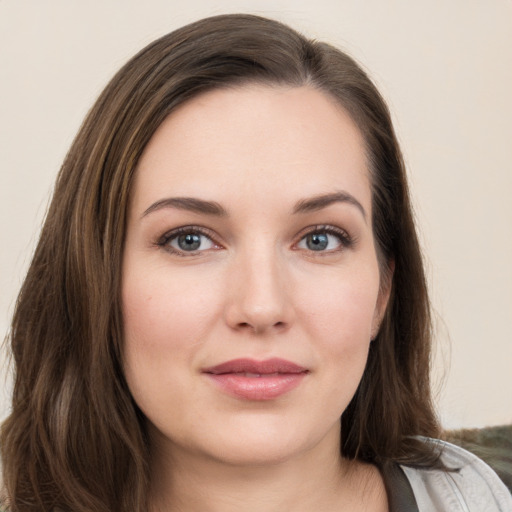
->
xmin=179 ymin=417 xmax=339 ymax=468
xmin=206 ymin=437 xmax=307 ymax=467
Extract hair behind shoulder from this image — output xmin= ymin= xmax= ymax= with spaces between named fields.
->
xmin=1 ymin=13 xmax=441 ymax=511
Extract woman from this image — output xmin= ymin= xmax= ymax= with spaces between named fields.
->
xmin=1 ymin=13 xmax=510 ymax=512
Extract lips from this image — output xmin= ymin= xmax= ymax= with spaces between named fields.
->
xmin=202 ymin=358 xmax=308 ymax=400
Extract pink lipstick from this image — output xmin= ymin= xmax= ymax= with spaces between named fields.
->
xmin=202 ymin=358 xmax=308 ymax=400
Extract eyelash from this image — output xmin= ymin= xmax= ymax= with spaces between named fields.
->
xmin=156 ymin=224 xmax=354 ymax=257
xmin=155 ymin=226 xmax=220 ymax=257
xmin=295 ymin=225 xmax=354 ymax=254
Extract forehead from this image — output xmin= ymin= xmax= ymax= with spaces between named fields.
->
xmin=132 ymin=84 xmax=371 ymax=213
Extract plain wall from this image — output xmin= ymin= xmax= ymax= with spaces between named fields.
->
xmin=1 ymin=0 xmax=511 ymax=429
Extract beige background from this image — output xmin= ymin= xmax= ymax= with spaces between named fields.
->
xmin=1 ymin=0 xmax=511 ymax=429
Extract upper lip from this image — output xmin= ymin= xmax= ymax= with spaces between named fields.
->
xmin=202 ymin=358 xmax=308 ymax=375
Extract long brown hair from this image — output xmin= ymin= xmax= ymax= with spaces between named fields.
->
xmin=1 ymin=13 xmax=441 ymax=511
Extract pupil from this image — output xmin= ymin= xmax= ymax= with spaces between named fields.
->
xmin=178 ymin=233 xmax=201 ymax=251
xmin=307 ymin=233 xmax=328 ymax=251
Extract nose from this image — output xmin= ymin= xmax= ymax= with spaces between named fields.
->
xmin=224 ymin=247 xmax=294 ymax=335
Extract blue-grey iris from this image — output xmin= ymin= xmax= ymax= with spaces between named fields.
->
xmin=307 ymin=233 xmax=328 ymax=251
xmin=178 ymin=233 xmax=201 ymax=251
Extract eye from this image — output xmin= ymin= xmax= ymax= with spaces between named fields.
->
xmin=296 ymin=226 xmax=352 ymax=253
xmin=158 ymin=227 xmax=219 ymax=255
xmin=171 ymin=232 xmax=214 ymax=252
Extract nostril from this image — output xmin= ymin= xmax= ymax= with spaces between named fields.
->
xmin=235 ymin=320 xmax=287 ymax=332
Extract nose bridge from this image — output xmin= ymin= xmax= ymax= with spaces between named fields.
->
xmin=225 ymin=239 xmax=292 ymax=332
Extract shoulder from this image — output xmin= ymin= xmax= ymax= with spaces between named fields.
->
xmin=400 ymin=437 xmax=512 ymax=511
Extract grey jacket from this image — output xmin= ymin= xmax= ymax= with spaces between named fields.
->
xmin=392 ymin=439 xmax=512 ymax=511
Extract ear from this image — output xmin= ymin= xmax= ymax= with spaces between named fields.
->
xmin=371 ymin=259 xmax=395 ymax=340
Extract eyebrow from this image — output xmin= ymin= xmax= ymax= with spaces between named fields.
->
xmin=142 ymin=190 xmax=366 ymax=221
xmin=292 ymin=191 xmax=367 ymax=221
xmin=142 ymin=197 xmax=228 ymax=218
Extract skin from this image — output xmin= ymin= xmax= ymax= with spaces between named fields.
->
xmin=122 ymin=85 xmax=391 ymax=511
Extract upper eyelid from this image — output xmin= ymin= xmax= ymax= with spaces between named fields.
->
xmin=158 ymin=225 xmax=219 ymax=244
xmin=295 ymin=224 xmax=351 ymax=240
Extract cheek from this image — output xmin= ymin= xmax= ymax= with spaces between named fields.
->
xmin=122 ymin=265 xmax=219 ymax=351
xmin=296 ymin=268 xmax=380 ymax=348
xmin=121 ymin=266 xmax=221 ymax=404
xmin=294 ymin=266 xmax=380 ymax=395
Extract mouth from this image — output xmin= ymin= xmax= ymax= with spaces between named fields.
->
xmin=202 ymin=358 xmax=309 ymax=401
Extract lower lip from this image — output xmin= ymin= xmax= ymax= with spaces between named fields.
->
xmin=205 ymin=373 xmax=307 ymax=400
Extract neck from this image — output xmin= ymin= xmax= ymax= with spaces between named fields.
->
xmin=148 ymin=427 xmax=387 ymax=512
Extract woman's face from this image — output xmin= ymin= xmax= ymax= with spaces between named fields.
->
xmin=122 ymin=85 xmax=389 ymax=466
